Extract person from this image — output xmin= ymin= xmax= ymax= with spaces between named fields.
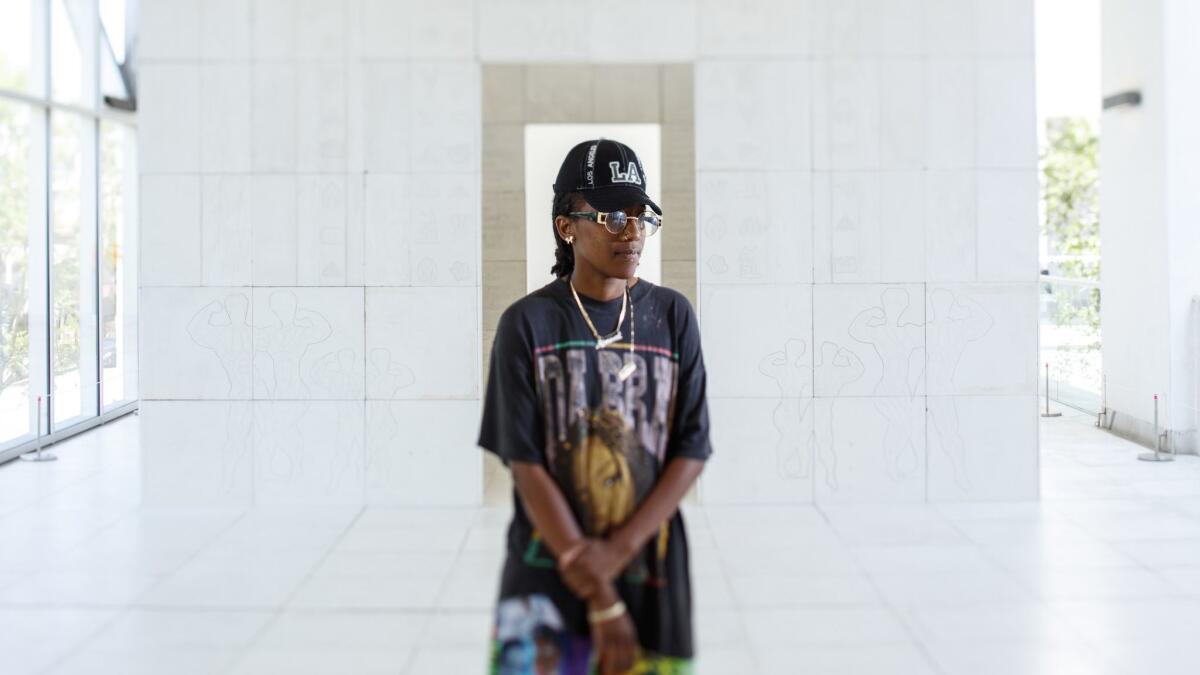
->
xmin=478 ymin=138 xmax=712 ymax=674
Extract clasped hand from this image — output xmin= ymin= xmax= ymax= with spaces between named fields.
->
xmin=557 ymin=537 xmax=630 ymax=600
xmin=559 ymin=537 xmax=640 ymax=674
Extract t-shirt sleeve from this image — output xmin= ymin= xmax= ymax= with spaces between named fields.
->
xmin=477 ymin=305 xmax=544 ymax=465
xmin=665 ymin=295 xmax=713 ymax=462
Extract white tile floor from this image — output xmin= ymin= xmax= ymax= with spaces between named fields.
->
xmin=2 ymin=405 xmax=1200 ymax=674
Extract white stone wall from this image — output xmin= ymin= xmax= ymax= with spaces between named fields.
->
xmin=693 ymin=0 xmax=1039 ymax=503
xmin=1101 ymin=0 xmax=1200 ymax=454
xmin=138 ymin=1 xmax=482 ymax=506
xmin=139 ymin=0 xmax=1039 ymax=506
xmin=1163 ymin=0 xmax=1200 ymax=454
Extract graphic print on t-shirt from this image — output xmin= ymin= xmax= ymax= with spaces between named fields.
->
xmin=526 ymin=340 xmax=679 ymax=586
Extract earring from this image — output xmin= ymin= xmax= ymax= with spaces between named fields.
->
xmin=565 ymin=235 xmax=575 ymax=245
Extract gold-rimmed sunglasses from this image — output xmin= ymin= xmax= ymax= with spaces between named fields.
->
xmin=569 ymin=210 xmax=663 ymax=237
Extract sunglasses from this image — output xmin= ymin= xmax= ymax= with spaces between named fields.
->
xmin=569 ymin=210 xmax=662 ymax=237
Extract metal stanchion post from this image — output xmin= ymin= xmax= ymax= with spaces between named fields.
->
xmin=1139 ymin=394 xmax=1174 ymax=462
xmin=1041 ymin=362 xmax=1061 ymax=418
xmin=20 ymin=395 xmax=57 ymax=463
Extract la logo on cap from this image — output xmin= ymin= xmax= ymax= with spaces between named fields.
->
xmin=609 ymin=161 xmax=641 ymax=185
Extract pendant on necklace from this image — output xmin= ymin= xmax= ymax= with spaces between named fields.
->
xmin=618 ymin=360 xmax=636 ymax=381
xmin=595 ymin=333 xmax=622 ymax=349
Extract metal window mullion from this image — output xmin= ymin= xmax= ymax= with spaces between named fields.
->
xmin=42 ymin=0 xmax=54 ymax=437
xmin=92 ymin=0 xmax=102 ymax=415
xmin=44 ymin=111 xmax=54 ymax=434
xmin=93 ymin=118 xmax=102 ymax=415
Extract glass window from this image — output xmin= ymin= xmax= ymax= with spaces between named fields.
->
xmin=100 ymin=120 xmax=136 ymax=409
xmin=0 ymin=0 xmax=47 ymax=96
xmin=99 ymin=41 xmax=126 ymax=104
xmin=52 ymin=0 xmax=97 ymax=107
xmin=0 ymin=0 xmax=135 ymax=454
xmin=50 ymin=110 xmax=98 ymax=429
xmin=99 ymin=0 xmax=125 ymax=63
xmin=0 ymin=101 xmax=41 ymax=446
xmin=98 ymin=0 xmax=129 ymax=105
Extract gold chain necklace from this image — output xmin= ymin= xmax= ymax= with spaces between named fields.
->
xmin=568 ymin=278 xmax=637 ymax=381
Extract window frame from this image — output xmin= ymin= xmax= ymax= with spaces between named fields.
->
xmin=0 ymin=0 xmax=138 ymax=462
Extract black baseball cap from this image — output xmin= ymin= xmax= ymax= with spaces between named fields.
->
xmin=553 ymin=138 xmax=662 ymax=215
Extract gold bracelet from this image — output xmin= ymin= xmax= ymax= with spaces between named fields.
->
xmin=587 ymin=600 xmax=627 ymax=624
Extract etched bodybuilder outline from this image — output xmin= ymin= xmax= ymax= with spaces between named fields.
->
xmin=925 ymin=287 xmax=995 ymax=492
xmin=758 ymin=338 xmax=815 ymax=481
xmin=847 ymin=287 xmax=925 ymax=482
xmin=186 ymin=292 xmax=254 ymax=398
xmin=253 ymin=290 xmax=334 ymax=399
xmin=253 ymin=400 xmax=364 ymax=496
xmin=812 ymin=340 xmax=865 ymax=491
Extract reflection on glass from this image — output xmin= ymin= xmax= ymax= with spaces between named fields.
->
xmin=99 ymin=0 xmax=125 ymax=63
xmin=99 ymin=45 xmax=125 ymax=103
xmin=100 ymin=120 xmax=137 ymax=409
xmin=51 ymin=111 xmax=98 ymax=429
xmin=52 ymin=0 xmax=95 ymax=107
xmin=99 ymin=0 xmax=127 ymax=104
xmin=0 ymin=0 xmax=39 ymax=94
xmin=0 ymin=101 xmax=33 ymax=446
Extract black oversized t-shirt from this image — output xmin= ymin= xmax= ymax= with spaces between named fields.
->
xmin=477 ymin=277 xmax=712 ymax=660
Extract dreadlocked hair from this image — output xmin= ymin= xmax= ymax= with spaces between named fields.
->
xmin=550 ymin=191 xmax=581 ymax=279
